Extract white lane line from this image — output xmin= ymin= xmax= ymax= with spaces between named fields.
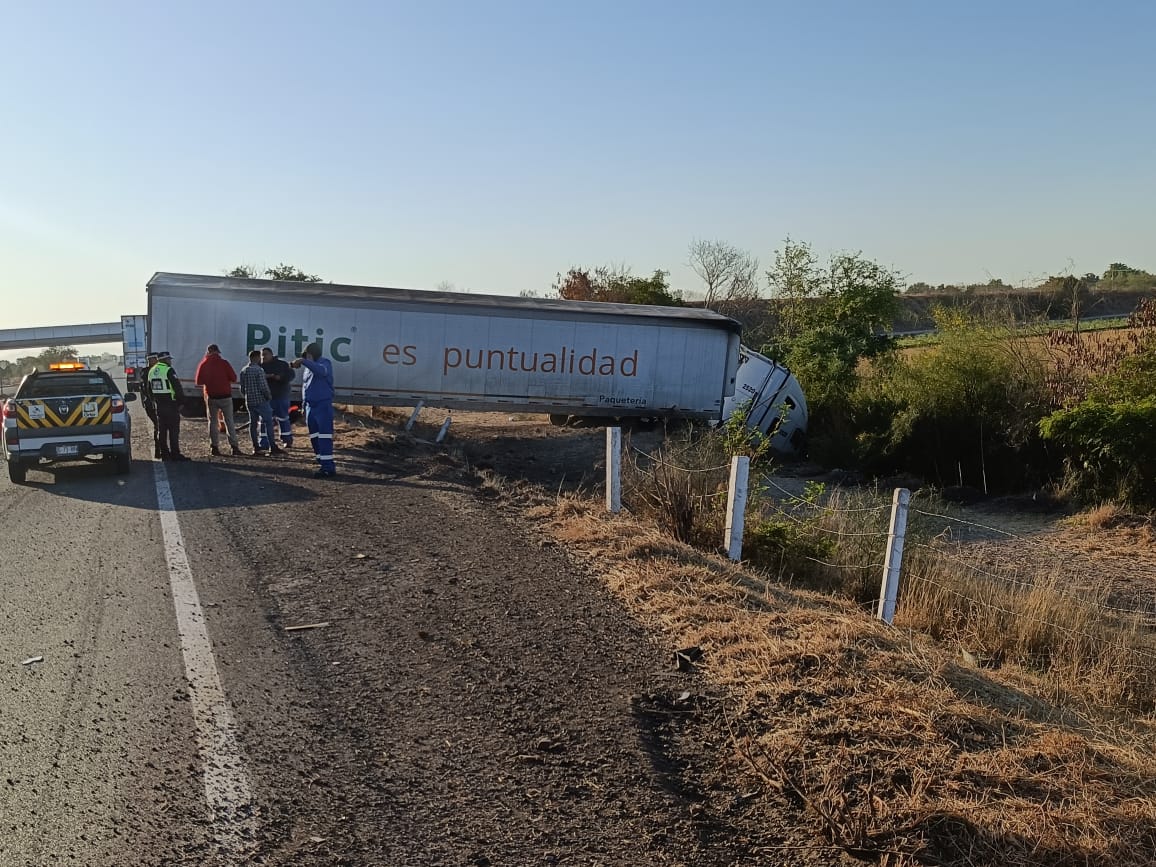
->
xmin=153 ymin=462 xmax=256 ymax=852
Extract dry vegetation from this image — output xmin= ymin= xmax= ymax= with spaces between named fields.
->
xmin=528 ymin=498 xmax=1156 ymax=865
xmin=342 ymin=405 xmax=1156 ymax=864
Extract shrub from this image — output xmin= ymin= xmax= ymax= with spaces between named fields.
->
xmin=743 ymin=480 xmax=837 ymax=583
xmin=744 ymin=482 xmax=893 ymax=603
xmin=622 ymin=407 xmax=773 ymax=548
xmin=850 ymin=312 xmax=1053 ymax=490
xmin=1043 ymin=297 xmax=1156 ymax=407
xmin=1039 ymin=397 xmax=1156 ymax=508
xmin=1040 ymin=341 xmax=1156 ymax=508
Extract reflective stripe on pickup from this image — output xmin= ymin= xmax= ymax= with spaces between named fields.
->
xmin=16 ymin=397 xmax=112 ymax=429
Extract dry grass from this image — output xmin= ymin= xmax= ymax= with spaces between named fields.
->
xmin=1061 ymin=504 xmax=1156 ymax=547
xmin=617 ymin=422 xmax=1156 ymax=715
xmin=528 ymin=499 xmax=1156 ymax=866
xmin=897 ymin=551 xmax=1156 ymax=711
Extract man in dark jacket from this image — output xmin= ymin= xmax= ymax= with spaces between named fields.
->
xmin=259 ymin=347 xmax=295 ymax=450
xmin=149 ymin=351 xmax=190 ymax=461
xmin=138 ymin=353 xmax=161 ymax=458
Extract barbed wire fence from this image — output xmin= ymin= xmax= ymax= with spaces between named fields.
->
xmin=604 ymin=429 xmax=1156 ymax=694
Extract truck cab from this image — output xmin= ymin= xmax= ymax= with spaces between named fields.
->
xmin=721 ymin=347 xmax=808 ymax=454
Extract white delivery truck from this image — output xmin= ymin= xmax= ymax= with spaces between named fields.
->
xmin=120 ymin=314 xmax=149 ymax=392
xmin=143 ymin=272 xmax=807 ymax=453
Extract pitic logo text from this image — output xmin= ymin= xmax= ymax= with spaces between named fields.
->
xmin=246 ymin=325 xmax=352 ymax=362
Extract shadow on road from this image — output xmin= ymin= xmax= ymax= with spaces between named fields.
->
xmin=26 ymin=457 xmax=323 ymax=511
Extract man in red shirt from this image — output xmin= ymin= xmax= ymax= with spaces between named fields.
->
xmin=194 ymin=344 xmax=243 ymax=456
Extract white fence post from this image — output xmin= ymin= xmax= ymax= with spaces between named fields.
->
xmin=606 ymin=427 xmax=622 ymax=513
xmin=435 ymin=415 xmax=452 ymax=443
xmin=404 ymin=401 xmax=425 ymax=431
xmin=724 ymin=456 xmax=750 ymax=561
xmin=877 ymin=487 xmax=911 ymax=624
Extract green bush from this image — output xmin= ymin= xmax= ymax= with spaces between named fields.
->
xmin=760 ymin=239 xmax=901 ymax=457
xmin=849 ymin=313 xmax=1053 ymax=490
xmin=1039 ymin=344 xmax=1156 ymax=508
xmin=743 ymin=517 xmax=835 ymax=577
xmin=1039 ymin=397 xmax=1156 ymax=508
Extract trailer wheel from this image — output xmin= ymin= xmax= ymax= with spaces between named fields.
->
xmin=180 ymin=396 xmax=208 ymax=418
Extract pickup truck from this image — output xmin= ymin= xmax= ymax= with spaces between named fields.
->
xmin=2 ymin=362 xmax=136 ymax=484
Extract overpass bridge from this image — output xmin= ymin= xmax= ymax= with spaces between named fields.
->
xmin=0 ymin=321 xmax=123 ymax=352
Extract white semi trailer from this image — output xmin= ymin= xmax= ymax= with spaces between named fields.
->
xmin=143 ymin=272 xmax=807 ymax=453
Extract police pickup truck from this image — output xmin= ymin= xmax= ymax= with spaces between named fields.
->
xmin=2 ymin=362 xmax=136 ymax=484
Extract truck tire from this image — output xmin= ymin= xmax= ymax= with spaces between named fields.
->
xmin=8 ymin=461 xmax=27 ymax=484
xmin=180 ymin=397 xmax=208 ymax=418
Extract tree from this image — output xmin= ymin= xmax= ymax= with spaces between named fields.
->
xmin=687 ymin=240 xmax=760 ymax=314
xmin=553 ymin=265 xmax=622 ymax=302
xmin=552 ymin=265 xmax=682 ymax=306
xmin=763 ymin=239 xmax=901 ymax=413
xmin=1038 ymin=273 xmax=1092 ymax=325
xmin=225 ymin=263 xmax=323 ymax=282
xmin=6 ymin=345 xmax=80 ymax=378
xmin=264 ymin=263 xmax=322 ymax=282
xmin=226 ymin=264 xmax=262 ymax=279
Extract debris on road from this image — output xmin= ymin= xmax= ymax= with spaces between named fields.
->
xmin=21 ymin=656 xmax=43 ymax=666
xmin=284 ymin=622 xmax=330 ymax=632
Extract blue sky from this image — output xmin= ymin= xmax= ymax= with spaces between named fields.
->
xmin=1 ymin=0 xmax=1153 ymax=345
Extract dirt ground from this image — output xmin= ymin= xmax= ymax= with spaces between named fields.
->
xmin=166 ymin=406 xmax=1154 ymax=864
xmin=202 ymin=407 xmax=839 ymax=865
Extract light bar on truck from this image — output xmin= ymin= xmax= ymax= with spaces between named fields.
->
xmin=49 ymin=361 xmax=87 ymax=370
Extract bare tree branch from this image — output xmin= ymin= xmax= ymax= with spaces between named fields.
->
xmin=688 ymin=239 xmax=761 ymax=314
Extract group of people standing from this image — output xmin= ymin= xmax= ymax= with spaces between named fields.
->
xmin=137 ymin=343 xmax=337 ymax=477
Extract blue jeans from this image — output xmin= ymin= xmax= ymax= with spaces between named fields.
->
xmin=248 ymin=401 xmax=275 ymax=451
xmin=259 ymin=397 xmax=294 ymax=448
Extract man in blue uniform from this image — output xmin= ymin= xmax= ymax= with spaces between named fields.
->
xmin=290 ymin=343 xmax=336 ymax=477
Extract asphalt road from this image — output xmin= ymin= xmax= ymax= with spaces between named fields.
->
xmin=0 ymin=425 xmax=209 ymax=864
xmin=0 ymin=412 xmax=328 ymax=865
xmin=1 ymin=408 xmax=741 ymax=866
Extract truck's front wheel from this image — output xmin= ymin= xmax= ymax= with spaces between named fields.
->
xmin=8 ymin=461 xmax=27 ymax=484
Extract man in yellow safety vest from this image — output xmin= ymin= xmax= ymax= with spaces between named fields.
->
xmin=148 ymin=351 xmax=190 ymax=461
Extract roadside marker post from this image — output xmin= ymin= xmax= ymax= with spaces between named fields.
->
xmin=724 ymin=456 xmax=750 ymax=561
xmin=404 ymin=401 xmax=425 ymax=431
xmin=877 ymin=487 xmax=911 ymax=624
xmin=606 ymin=427 xmax=622 ymax=513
